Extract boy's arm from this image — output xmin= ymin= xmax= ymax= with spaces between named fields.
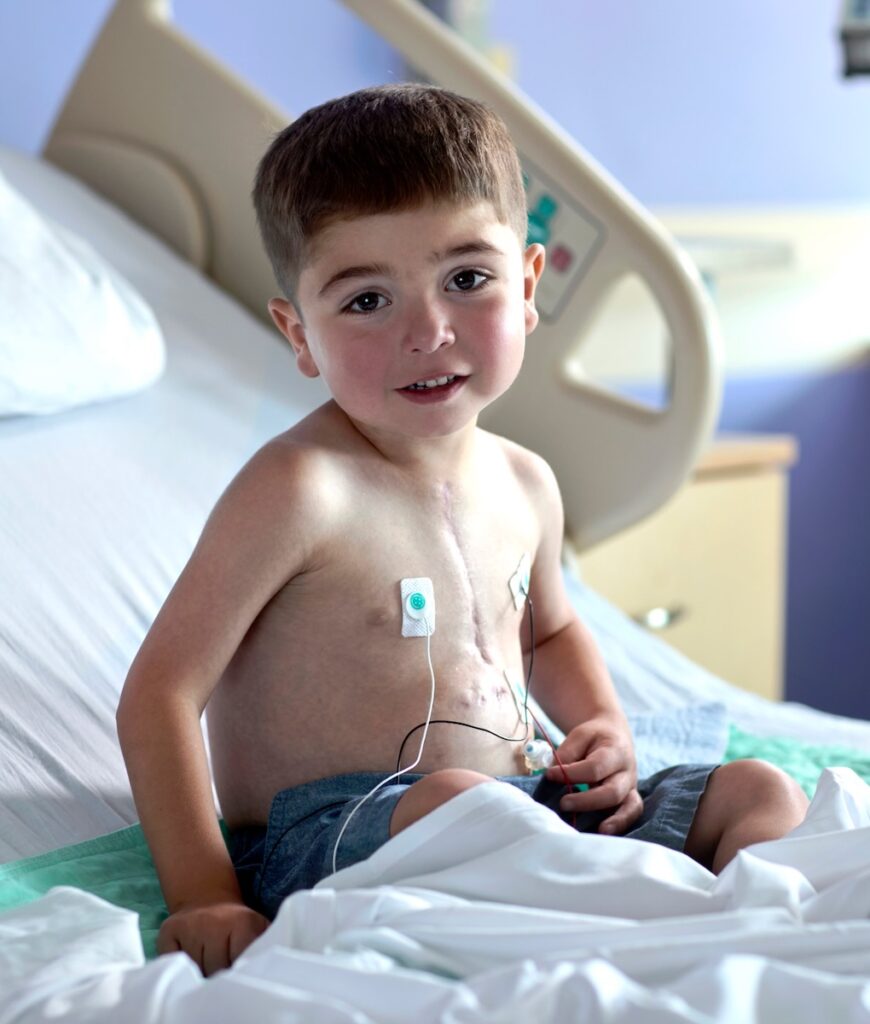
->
xmin=116 ymin=689 xmax=265 ymax=974
xmin=116 ymin=441 xmax=326 ymax=973
xmin=521 ymin=455 xmax=642 ymax=835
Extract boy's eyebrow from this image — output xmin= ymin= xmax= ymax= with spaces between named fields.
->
xmin=318 ymin=262 xmax=392 ymax=297
xmin=434 ymin=240 xmax=504 ymax=262
xmin=317 ymin=241 xmax=505 ymax=297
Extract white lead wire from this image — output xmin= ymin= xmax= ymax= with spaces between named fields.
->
xmin=330 ymin=621 xmax=436 ymax=876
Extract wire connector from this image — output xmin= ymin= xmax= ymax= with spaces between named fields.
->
xmin=523 ymin=738 xmax=554 ymax=773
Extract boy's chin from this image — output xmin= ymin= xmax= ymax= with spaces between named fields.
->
xmin=342 ymin=407 xmax=482 ymax=446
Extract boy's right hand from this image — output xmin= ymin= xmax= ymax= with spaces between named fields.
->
xmin=157 ymin=900 xmax=270 ymax=976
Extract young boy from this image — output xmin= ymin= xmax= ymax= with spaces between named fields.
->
xmin=116 ymin=84 xmax=808 ymax=977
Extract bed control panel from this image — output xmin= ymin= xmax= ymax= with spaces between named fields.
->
xmin=521 ymin=158 xmax=605 ymax=323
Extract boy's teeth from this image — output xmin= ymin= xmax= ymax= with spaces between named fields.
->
xmin=408 ymin=375 xmax=456 ymax=390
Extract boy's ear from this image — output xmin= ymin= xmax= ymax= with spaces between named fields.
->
xmin=268 ymin=298 xmax=320 ymax=378
xmin=522 ymin=243 xmax=546 ymax=335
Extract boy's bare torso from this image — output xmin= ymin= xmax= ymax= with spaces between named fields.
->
xmin=208 ymin=404 xmax=544 ymax=829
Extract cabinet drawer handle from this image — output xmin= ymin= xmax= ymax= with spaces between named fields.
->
xmin=633 ymin=605 xmax=687 ymax=631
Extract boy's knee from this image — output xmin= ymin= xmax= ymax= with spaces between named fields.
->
xmin=687 ymin=759 xmax=808 ymax=870
xmin=717 ymin=759 xmax=807 ymax=808
xmin=390 ymin=768 xmax=492 ymax=837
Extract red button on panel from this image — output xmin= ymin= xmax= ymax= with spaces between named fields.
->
xmin=550 ymin=244 xmax=574 ymax=273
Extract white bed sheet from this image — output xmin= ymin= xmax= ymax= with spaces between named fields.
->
xmin=4 ymin=768 xmax=870 ymax=1023
xmin=1 ymin=146 xmax=869 ymax=866
xmin=0 ymin=146 xmax=324 ymax=861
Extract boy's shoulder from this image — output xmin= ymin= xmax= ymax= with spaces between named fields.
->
xmin=227 ymin=404 xmax=358 ymax=519
xmin=483 ymin=429 xmax=561 ymax=500
xmin=253 ymin=401 xmax=361 ymax=465
xmin=481 ymin=428 xmax=565 ymax=535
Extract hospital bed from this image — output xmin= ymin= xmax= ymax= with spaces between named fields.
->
xmin=3 ymin=1 xmax=870 ymax=1020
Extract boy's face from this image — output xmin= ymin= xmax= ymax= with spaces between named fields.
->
xmin=268 ymin=201 xmax=544 ymax=444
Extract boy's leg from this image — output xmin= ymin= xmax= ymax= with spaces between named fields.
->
xmin=389 ymin=768 xmax=493 ymax=836
xmin=684 ymin=759 xmax=809 ymax=873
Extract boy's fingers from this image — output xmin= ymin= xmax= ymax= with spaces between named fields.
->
xmin=156 ymin=904 xmax=269 ymax=976
xmin=558 ymin=773 xmax=631 ymax=813
xmin=229 ymin=912 xmax=270 ymax=963
xmin=202 ymin=936 xmax=231 ymax=977
xmin=598 ymin=789 xmax=644 ymax=835
xmin=156 ymin=919 xmax=182 ymax=956
xmin=549 ymin=746 xmax=621 ymax=786
xmin=554 ymin=726 xmax=594 ymax=764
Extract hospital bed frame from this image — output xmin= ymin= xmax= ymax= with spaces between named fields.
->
xmin=43 ymin=0 xmax=722 ymax=551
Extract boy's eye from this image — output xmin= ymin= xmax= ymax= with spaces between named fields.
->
xmin=345 ymin=291 xmax=388 ymax=314
xmin=447 ymin=269 xmax=488 ymax=292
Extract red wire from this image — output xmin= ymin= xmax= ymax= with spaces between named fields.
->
xmin=526 ymin=707 xmax=578 ymax=828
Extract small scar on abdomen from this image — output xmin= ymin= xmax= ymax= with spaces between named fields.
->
xmin=456 ymin=689 xmax=491 ymax=710
xmin=475 ymin=640 xmax=500 ymax=667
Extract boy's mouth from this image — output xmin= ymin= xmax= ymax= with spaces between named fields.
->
xmin=402 ymin=374 xmax=460 ymax=392
xmin=398 ymin=374 xmax=467 ymax=402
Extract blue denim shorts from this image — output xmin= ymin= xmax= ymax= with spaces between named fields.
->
xmin=229 ymin=764 xmax=716 ymax=919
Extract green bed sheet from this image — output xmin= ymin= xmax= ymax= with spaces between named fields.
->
xmin=0 ymin=821 xmax=166 ymax=959
xmin=725 ymin=726 xmax=870 ymax=798
xmin=3 ymin=726 xmax=870 ymax=960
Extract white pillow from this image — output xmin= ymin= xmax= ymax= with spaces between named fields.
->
xmin=0 ymin=170 xmax=165 ymax=416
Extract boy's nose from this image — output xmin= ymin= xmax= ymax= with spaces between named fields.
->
xmin=404 ymin=302 xmax=455 ymax=354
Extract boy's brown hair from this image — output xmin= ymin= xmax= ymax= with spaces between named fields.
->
xmin=253 ymin=84 xmax=527 ymax=303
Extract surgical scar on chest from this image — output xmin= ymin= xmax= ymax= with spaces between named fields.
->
xmin=440 ymin=482 xmax=502 ymax=668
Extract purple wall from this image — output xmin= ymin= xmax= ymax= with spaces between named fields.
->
xmin=625 ymin=357 xmax=870 ymax=718
xmin=173 ymin=0 xmax=398 ymax=120
xmin=490 ymin=0 xmax=870 ymax=206
xmin=719 ymin=365 xmax=870 ymax=717
xmin=0 ymin=1 xmax=112 ymax=153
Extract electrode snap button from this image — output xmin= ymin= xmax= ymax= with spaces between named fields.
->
xmin=406 ymin=592 xmax=427 ymax=618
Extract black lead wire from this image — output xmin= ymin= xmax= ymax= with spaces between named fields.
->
xmin=394 ymin=719 xmax=529 ymax=776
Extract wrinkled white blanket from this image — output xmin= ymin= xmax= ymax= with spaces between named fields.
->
xmin=4 ymin=768 xmax=870 ymax=1023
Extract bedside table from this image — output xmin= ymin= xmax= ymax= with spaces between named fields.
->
xmin=572 ymin=435 xmax=798 ymax=701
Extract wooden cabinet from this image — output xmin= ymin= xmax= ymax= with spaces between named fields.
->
xmin=574 ymin=435 xmax=798 ymax=701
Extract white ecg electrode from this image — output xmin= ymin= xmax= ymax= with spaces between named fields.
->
xmin=401 ymin=577 xmax=435 ymax=636
xmin=509 ymin=553 xmax=531 ymax=610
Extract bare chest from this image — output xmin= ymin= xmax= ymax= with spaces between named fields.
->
xmin=208 ymin=468 xmax=542 ymax=822
xmin=315 ymin=479 xmax=537 ymax=652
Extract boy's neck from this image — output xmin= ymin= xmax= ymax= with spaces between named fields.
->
xmin=336 ymin=403 xmax=482 ymax=481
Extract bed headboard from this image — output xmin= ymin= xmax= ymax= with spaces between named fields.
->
xmin=43 ymin=0 xmax=721 ymax=551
